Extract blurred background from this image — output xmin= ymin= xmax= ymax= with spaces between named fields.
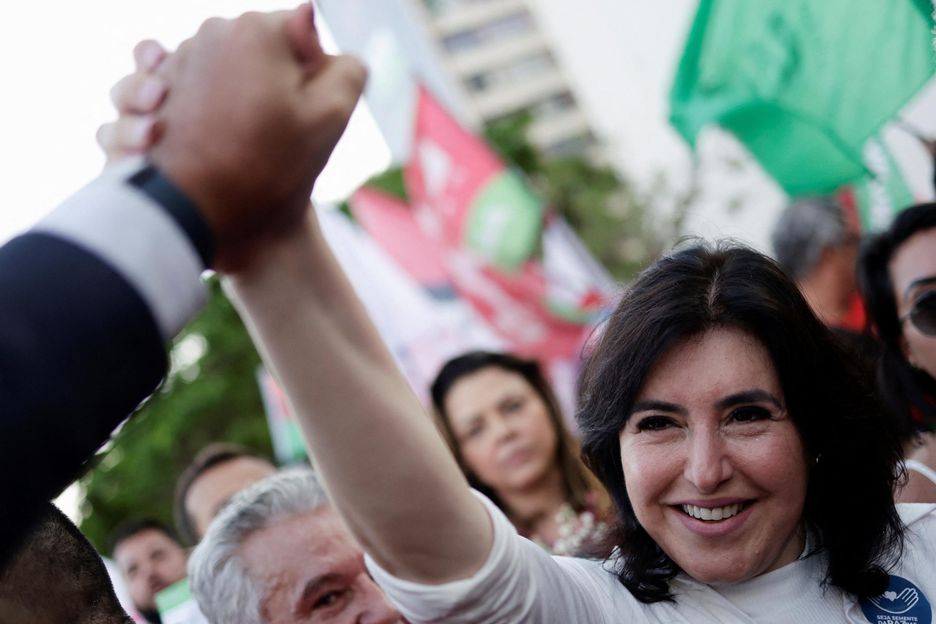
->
xmin=3 ymin=0 xmax=935 ymax=550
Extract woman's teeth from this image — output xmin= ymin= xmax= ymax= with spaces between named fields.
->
xmin=681 ymin=503 xmax=743 ymax=521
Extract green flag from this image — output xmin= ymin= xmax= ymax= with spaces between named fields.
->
xmin=669 ymin=0 xmax=935 ymax=196
xmin=853 ymin=135 xmax=915 ymax=232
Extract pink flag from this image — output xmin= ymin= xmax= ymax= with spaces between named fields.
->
xmin=403 ymin=86 xmax=611 ymax=360
xmin=349 ymin=186 xmax=450 ymax=292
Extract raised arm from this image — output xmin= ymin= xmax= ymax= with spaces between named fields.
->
xmin=98 ymin=3 xmax=497 ymax=586
xmin=224 ymin=213 xmax=494 ymax=583
xmin=0 ymin=6 xmax=363 ymax=563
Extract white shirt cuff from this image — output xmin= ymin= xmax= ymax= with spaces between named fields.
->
xmin=34 ymin=159 xmax=207 ymax=341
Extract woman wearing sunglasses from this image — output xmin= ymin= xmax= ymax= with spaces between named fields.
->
xmin=860 ymin=203 xmax=936 ymax=503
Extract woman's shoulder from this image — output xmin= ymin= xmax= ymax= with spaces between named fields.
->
xmin=894 ymin=503 xmax=936 ymax=580
xmin=886 ymin=503 xmax=936 ymax=617
xmin=896 ymin=502 xmax=936 ymax=527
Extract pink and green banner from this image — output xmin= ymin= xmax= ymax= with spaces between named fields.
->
xmin=401 ymin=87 xmax=611 ymax=359
xmin=406 ymin=86 xmax=543 ymax=273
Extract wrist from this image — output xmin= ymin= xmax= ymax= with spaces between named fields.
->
xmin=129 ymin=163 xmax=215 ymax=268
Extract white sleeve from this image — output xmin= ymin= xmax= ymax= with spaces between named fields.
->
xmin=365 ymin=492 xmax=635 ymax=624
xmin=33 ymin=159 xmax=207 ymax=341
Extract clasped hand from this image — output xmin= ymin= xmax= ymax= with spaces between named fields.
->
xmin=99 ymin=5 xmax=366 ymax=272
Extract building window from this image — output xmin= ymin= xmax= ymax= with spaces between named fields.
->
xmin=505 ymin=52 xmax=553 ymax=80
xmin=443 ymin=30 xmax=481 ymax=53
xmin=423 ymin=0 xmax=495 ymax=17
xmin=463 ymin=52 xmax=555 ymax=93
xmin=465 ymin=73 xmax=491 ymax=91
xmin=442 ymin=11 xmax=535 ymax=53
xmin=544 ymin=132 xmax=595 ymax=158
xmin=531 ymin=91 xmax=576 ymax=117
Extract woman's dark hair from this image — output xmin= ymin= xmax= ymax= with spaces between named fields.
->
xmin=430 ymin=351 xmax=603 ymax=520
xmin=577 ymin=242 xmax=904 ymax=603
xmin=858 ymin=202 xmax=936 ymax=440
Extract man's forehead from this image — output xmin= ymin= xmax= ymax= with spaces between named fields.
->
xmin=243 ymin=507 xmax=362 ymax=575
xmin=115 ymin=529 xmax=175 ymax=561
xmin=242 ymin=507 xmax=365 ymax=612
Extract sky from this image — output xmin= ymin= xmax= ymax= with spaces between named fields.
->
xmin=0 ymin=1 xmax=391 ymax=245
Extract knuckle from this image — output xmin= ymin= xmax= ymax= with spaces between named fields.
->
xmin=322 ymin=91 xmax=356 ymax=122
xmin=95 ymin=123 xmax=114 ymax=149
xmin=231 ymin=11 xmax=266 ymax=38
xmin=238 ymin=10 xmax=263 ymax=23
xmin=199 ymin=16 xmax=228 ymax=34
xmin=338 ymin=56 xmax=369 ymax=93
xmin=133 ymin=39 xmax=167 ymax=71
xmin=108 ymin=76 xmax=129 ymax=107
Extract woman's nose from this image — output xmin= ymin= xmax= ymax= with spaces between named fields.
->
xmin=683 ymin=429 xmax=732 ymax=493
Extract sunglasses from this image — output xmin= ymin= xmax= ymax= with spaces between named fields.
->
xmin=901 ymin=290 xmax=936 ymax=336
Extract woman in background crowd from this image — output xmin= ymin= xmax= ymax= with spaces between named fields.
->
xmin=430 ymin=351 xmax=609 ymax=555
xmin=859 ymin=202 xmax=936 ymax=503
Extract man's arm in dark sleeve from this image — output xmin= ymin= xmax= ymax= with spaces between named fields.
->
xmin=0 ymin=160 xmax=208 ymax=559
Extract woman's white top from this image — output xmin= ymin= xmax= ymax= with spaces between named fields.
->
xmin=906 ymin=458 xmax=936 ymax=487
xmin=366 ymin=495 xmax=936 ymax=624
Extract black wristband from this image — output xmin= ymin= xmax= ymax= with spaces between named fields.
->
xmin=129 ymin=164 xmax=215 ymax=268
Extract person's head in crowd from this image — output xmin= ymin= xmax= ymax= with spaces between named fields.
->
xmin=189 ymin=468 xmax=402 ymax=624
xmin=174 ymin=442 xmax=276 ymax=546
xmin=577 ymin=242 xmax=902 ymax=601
xmin=0 ymin=503 xmax=132 ymax=624
xmin=858 ymin=202 xmax=936 ymax=501
xmin=430 ymin=350 xmax=609 ymax=555
xmin=110 ymin=519 xmax=188 ymax=623
xmin=859 ymin=203 xmax=936 ymax=431
xmin=771 ymin=195 xmax=861 ymax=327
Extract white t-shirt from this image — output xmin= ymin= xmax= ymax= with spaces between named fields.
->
xmin=367 ymin=496 xmax=936 ymax=624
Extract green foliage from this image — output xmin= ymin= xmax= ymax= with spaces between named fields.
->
xmin=365 ymin=167 xmax=408 ymax=201
xmin=483 ymin=112 xmax=543 ymax=176
xmin=80 ymin=279 xmax=273 ymax=552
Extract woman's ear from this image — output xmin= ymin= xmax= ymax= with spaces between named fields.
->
xmin=901 ymin=334 xmax=919 ymax=368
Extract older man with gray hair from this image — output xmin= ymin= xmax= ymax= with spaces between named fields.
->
xmin=771 ymin=195 xmax=862 ymax=328
xmin=188 ymin=469 xmax=402 ymax=624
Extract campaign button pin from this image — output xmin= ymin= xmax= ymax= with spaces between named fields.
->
xmin=860 ymin=575 xmax=932 ymax=624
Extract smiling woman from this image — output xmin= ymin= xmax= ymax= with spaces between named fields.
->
xmin=577 ymin=243 xmax=907 ymax=606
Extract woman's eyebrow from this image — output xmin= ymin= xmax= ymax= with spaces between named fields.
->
xmin=716 ymin=390 xmax=782 ymax=410
xmin=904 ymin=275 xmax=936 ymax=300
xmin=630 ymin=399 xmax=685 ymax=415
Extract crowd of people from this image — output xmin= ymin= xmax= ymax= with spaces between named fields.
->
xmin=1 ymin=5 xmax=935 ymax=624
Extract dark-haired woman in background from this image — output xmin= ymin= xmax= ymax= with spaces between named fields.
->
xmin=859 ymin=202 xmax=936 ymax=503
xmin=430 ymin=351 xmax=609 ymax=555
